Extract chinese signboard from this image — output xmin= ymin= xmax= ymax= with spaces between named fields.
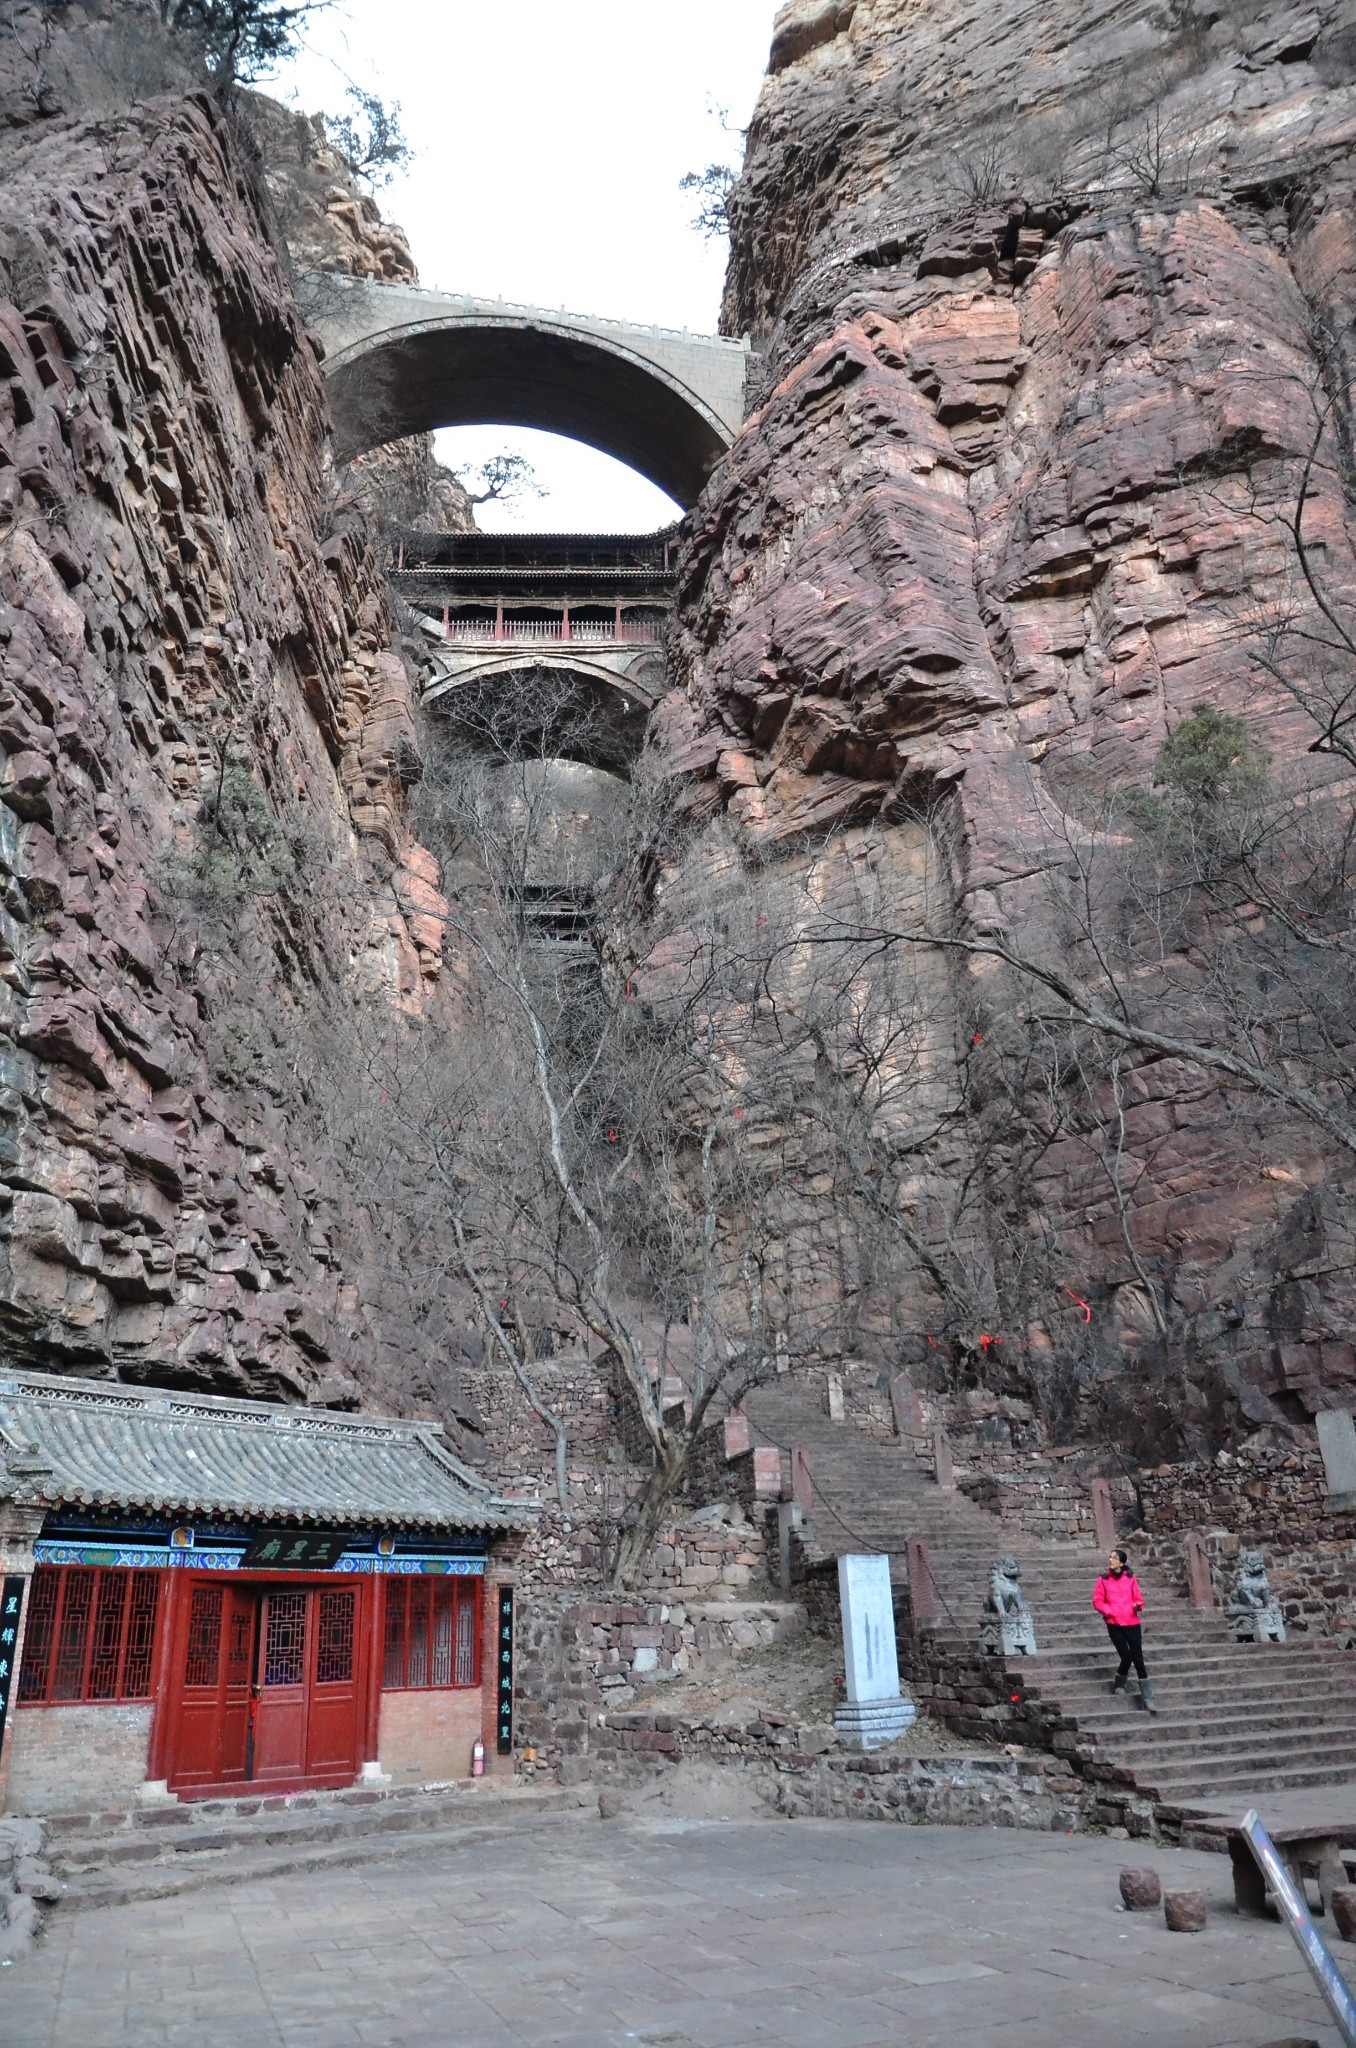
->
xmin=496 ymin=1585 xmax=514 ymax=1755
xmin=0 ymin=1575 xmax=25 ymax=1758
xmin=238 ymin=1530 xmax=348 ymax=1570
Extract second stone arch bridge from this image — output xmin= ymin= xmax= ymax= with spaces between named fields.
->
xmin=392 ymin=528 xmax=675 ymax=779
xmin=310 ymin=275 xmax=746 ymax=768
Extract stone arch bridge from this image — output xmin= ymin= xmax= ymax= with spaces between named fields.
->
xmin=310 ymin=275 xmax=751 ymax=508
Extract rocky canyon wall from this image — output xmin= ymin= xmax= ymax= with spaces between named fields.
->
xmin=661 ymin=0 xmax=1356 ymax=1450
xmin=0 ymin=6 xmax=477 ymax=1431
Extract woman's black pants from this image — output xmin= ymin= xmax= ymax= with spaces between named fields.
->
xmin=1106 ymin=1622 xmax=1147 ymax=1680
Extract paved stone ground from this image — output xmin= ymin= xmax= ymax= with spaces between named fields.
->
xmin=3 ymin=1816 xmax=1351 ymax=2048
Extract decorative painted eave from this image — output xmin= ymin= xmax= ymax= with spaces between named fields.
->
xmin=0 ymin=1371 xmax=534 ymax=1534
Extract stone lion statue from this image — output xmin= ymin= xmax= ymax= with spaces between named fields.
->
xmin=980 ymin=1553 xmax=1038 ymax=1657
xmin=1225 ymin=1549 xmax=1286 ymax=1643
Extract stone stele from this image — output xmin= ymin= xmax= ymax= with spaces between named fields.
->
xmin=1316 ymin=1409 xmax=1356 ymax=1510
xmin=833 ymin=1553 xmax=916 ymax=1750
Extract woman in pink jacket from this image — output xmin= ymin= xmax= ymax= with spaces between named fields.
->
xmin=1093 ymin=1548 xmax=1157 ymax=1713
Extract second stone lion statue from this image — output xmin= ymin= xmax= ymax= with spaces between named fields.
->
xmin=1225 ymin=1549 xmax=1286 ymax=1643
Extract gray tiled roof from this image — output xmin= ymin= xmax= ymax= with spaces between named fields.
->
xmin=0 ymin=1372 xmax=530 ymax=1532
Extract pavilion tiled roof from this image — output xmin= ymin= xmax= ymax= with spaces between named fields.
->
xmin=0 ymin=1371 xmax=529 ymax=1532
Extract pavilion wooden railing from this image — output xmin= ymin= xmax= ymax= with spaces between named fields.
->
xmin=438 ymin=614 xmax=662 ymax=646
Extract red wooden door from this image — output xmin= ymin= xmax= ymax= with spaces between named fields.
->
xmin=162 ymin=1576 xmax=367 ymax=1798
xmin=168 ymin=1583 xmax=256 ymax=1795
xmin=305 ymin=1587 xmax=360 ymax=1779
xmin=251 ymin=1587 xmax=308 ymax=1783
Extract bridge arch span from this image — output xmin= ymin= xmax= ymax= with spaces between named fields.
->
xmin=424 ymin=651 xmax=659 ymax=778
xmin=313 ymin=279 xmax=750 ymax=510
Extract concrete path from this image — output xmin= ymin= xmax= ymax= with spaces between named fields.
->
xmin=3 ymin=1816 xmax=1351 ymax=2048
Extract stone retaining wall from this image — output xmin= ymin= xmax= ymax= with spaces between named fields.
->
xmin=959 ymin=1470 xmax=1138 ymax=1541
xmin=1138 ymin=1442 xmax=1356 ymax=1545
xmin=583 ymin=1707 xmax=1089 ymax=1831
xmin=766 ymin=1752 xmax=1088 ymax=1832
xmin=514 ymin=1586 xmax=805 ymax=1767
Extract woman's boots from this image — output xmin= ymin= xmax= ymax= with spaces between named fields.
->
xmin=1139 ymin=1679 xmax=1158 ymax=1714
xmin=1110 ymin=1672 xmax=1128 ymax=1694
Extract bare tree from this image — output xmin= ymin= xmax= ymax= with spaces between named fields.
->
xmin=365 ymin=683 xmax=957 ymax=1583
xmin=681 ymin=162 xmax=737 ymax=241
xmin=451 ymin=452 xmax=543 ymax=510
xmin=321 ymin=86 xmax=411 ymax=189
xmin=158 ymin=0 xmax=330 ymax=82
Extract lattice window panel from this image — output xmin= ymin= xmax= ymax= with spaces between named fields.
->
xmin=18 ymin=1566 xmax=162 ymax=1704
xmin=262 ymin=1591 xmax=307 ymax=1687
xmin=183 ymin=1583 xmax=223 ymax=1689
xmin=316 ymin=1589 xmax=355 ymax=1685
xmin=382 ymin=1578 xmax=480 ymax=1690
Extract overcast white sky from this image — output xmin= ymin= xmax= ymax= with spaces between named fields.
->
xmin=272 ymin=1 xmax=779 ymax=529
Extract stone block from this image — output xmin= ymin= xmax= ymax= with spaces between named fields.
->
xmin=1332 ymin=1886 xmax=1356 ymax=1942
xmin=1183 ymin=1531 xmax=1215 ymax=1609
xmin=751 ymin=1446 xmax=781 ymax=1497
xmin=597 ymin=1790 xmax=622 ymax=1820
xmin=1163 ymin=1889 xmax=1207 ymax=1932
xmin=1119 ymin=1867 xmax=1161 ymax=1910
xmin=890 ymin=1376 xmax=924 ymax=1436
xmin=723 ymin=1409 xmax=751 ymax=1458
xmin=1317 ymin=1408 xmax=1356 ymax=1501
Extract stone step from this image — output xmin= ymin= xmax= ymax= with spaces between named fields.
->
xmin=1022 ymin=1644 xmax=1348 ymax=1673
xmin=40 ymin=1778 xmax=471 ymax=1842
xmin=1068 ymin=1689 xmax=1356 ymax=1729
xmin=1082 ymin=1727 xmax=1356 ymax=1773
xmin=46 ymin=1784 xmax=574 ymax=1875
xmin=1058 ymin=1667 xmax=1353 ymax=1696
xmin=1143 ymin=1757 xmax=1356 ymax=1801
xmin=1058 ymin=1697 xmax=1356 ymax=1740
xmin=52 ymin=1803 xmax=590 ymax=1913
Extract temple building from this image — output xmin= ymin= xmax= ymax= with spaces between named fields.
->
xmin=0 ymin=1373 xmax=529 ymax=1814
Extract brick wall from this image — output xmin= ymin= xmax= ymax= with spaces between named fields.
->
xmin=376 ymin=1687 xmax=485 ymax=1787
xmin=7 ymin=1704 xmax=152 ymax=1816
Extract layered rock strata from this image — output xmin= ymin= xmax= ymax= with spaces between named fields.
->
xmin=662 ymin=0 xmax=1356 ymax=1441
xmin=0 ymin=39 xmax=456 ymax=1411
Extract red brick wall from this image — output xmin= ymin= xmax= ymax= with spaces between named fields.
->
xmin=7 ymin=1703 xmax=152 ymax=1815
xmin=376 ymin=1686 xmax=485 ymax=1786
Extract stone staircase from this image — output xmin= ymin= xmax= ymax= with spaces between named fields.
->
xmin=747 ymin=1383 xmax=1356 ymax=1819
xmin=39 ymin=1779 xmax=583 ymax=1911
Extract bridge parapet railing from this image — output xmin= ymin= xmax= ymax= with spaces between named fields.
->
xmin=306 ymin=270 xmax=749 ymax=352
xmin=438 ymin=617 xmax=662 ymax=648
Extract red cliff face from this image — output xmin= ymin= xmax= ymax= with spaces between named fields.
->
xmin=0 ymin=34 xmax=457 ymax=1416
xmin=665 ymin=0 xmax=1356 ymax=1445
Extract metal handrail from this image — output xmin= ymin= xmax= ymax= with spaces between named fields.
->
xmin=1241 ymin=1809 xmax=1356 ymax=2046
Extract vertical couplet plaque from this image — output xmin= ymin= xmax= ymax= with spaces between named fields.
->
xmin=496 ymin=1585 xmax=514 ymax=1755
xmin=0 ymin=1575 xmax=26 ymax=1759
